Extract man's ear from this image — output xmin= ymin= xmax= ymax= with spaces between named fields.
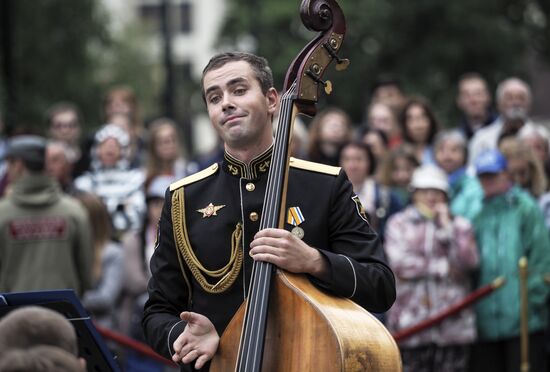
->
xmin=10 ymin=158 xmax=25 ymax=179
xmin=266 ymin=87 xmax=279 ymax=115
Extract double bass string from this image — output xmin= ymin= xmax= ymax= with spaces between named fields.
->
xmin=241 ymin=87 xmax=293 ymax=371
xmin=237 ymin=85 xmax=297 ymax=371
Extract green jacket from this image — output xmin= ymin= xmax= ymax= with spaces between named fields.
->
xmin=472 ymin=186 xmax=550 ymax=340
xmin=0 ymin=174 xmax=92 ymax=295
xmin=450 ymin=173 xmax=483 ymax=220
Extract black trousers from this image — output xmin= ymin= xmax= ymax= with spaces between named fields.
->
xmin=469 ymin=332 xmax=546 ymax=372
xmin=400 ymin=344 xmax=470 ymax=372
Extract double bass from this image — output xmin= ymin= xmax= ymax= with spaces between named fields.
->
xmin=210 ymin=0 xmax=401 ymax=370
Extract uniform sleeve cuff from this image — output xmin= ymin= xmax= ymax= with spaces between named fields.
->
xmin=167 ymin=320 xmax=186 ymax=358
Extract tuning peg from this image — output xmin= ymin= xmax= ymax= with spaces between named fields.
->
xmin=323 ymin=43 xmax=350 ymax=72
xmin=305 ymin=69 xmax=333 ymax=95
xmin=335 ymin=59 xmax=350 ymax=71
xmin=324 ymin=80 xmax=333 ymax=95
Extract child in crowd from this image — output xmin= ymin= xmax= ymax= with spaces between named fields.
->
xmin=75 ymin=124 xmax=145 ymax=236
xmin=385 ymin=165 xmax=479 ymax=372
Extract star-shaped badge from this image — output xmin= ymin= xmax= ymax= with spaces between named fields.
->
xmin=197 ymin=203 xmax=225 ymax=218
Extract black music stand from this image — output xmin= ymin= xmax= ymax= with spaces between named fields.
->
xmin=0 ymin=289 xmax=121 ymax=372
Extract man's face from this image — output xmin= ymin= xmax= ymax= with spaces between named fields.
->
xmin=457 ymin=78 xmax=490 ymax=120
xmin=49 ymin=110 xmax=81 ymax=144
xmin=478 ymin=172 xmax=509 ymax=198
xmin=46 ymin=145 xmax=71 ymax=182
xmin=498 ymin=81 xmax=530 ymax=123
xmin=373 ymin=85 xmax=405 ymax=112
xmin=203 ymin=61 xmax=278 ymax=153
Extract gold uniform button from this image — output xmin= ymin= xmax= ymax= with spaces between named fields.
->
xmin=246 ymin=183 xmax=255 ymax=192
xmin=249 ymin=212 xmax=259 ymax=221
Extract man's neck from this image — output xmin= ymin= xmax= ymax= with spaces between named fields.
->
xmin=466 ymin=112 xmax=488 ymax=126
xmin=225 ymin=139 xmax=274 ymax=164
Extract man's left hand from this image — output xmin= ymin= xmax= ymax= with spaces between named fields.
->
xmin=249 ymin=228 xmax=330 ymax=280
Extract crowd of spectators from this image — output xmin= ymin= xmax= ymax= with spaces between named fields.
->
xmin=0 ymin=73 xmax=549 ymax=372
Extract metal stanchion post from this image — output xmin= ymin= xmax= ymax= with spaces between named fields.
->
xmin=519 ymin=256 xmax=529 ymax=372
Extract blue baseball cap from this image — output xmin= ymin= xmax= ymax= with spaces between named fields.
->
xmin=475 ymin=149 xmax=507 ymax=175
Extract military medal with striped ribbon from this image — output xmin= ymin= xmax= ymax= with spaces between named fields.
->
xmin=287 ymin=206 xmax=305 ymax=239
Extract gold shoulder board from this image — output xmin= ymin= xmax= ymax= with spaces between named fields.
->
xmin=289 ymin=157 xmax=341 ymax=176
xmin=170 ymin=163 xmax=219 ymax=191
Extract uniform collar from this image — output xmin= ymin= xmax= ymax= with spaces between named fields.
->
xmin=223 ymin=145 xmax=273 ymax=180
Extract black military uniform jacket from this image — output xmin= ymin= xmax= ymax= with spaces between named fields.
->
xmin=142 ymin=147 xmax=396 ymax=367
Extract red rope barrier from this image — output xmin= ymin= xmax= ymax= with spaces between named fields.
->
xmin=392 ymin=276 xmax=505 ymax=342
xmin=94 ymin=323 xmax=175 ymax=367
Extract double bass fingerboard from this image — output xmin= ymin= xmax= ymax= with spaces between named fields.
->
xmin=235 ymin=84 xmax=298 ymax=372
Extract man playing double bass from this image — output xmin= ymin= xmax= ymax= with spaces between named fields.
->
xmin=142 ymin=52 xmax=396 ymax=371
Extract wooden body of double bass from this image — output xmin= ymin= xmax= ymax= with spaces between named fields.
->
xmin=210 ymin=270 xmax=402 ymax=371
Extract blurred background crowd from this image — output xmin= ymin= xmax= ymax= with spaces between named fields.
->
xmin=1 ymin=1 xmax=550 ymax=371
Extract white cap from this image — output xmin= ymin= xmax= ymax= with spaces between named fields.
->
xmin=409 ymin=165 xmax=449 ymax=194
xmin=94 ymin=123 xmax=130 ymax=147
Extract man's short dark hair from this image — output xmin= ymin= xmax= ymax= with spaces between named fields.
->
xmin=201 ymin=52 xmax=274 ymax=101
xmin=457 ymin=72 xmax=489 ymax=89
xmin=45 ymin=102 xmax=82 ymax=128
xmin=371 ymin=75 xmax=403 ymax=96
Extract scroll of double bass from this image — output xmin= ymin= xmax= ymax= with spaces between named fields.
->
xmin=210 ymin=1 xmax=401 ymax=371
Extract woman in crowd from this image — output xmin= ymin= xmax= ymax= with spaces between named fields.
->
xmin=360 ymin=127 xmax=390 ymax=170
xmin=433 ymin=129 xmax=483 ymax=218
xmin=385 ymin=165 xmax=479 ymax=372
xmin=499 ymin=137 xmax=548 ymax=199
xmin=339 ymin=141 xmax=402 ymax=240
xmin=378 ymin=144 xmax=420 ymax=206
xmin=77 ymin=192 xmax=123 ymax=330
xmin=518 ymin=124 xmax=550 ymax=181
xmin=500 ymin=137 xmax=550 ymax=235
xmin=307 ymin=106 xmax=353 ymax=166
xmin=103 ymin=86 xmax=146 ymax=169
xmin=366 ymin=101 xmax=402 ymax=149
xmin=118 ymin=176 xmax=172 ymax=339
xmin=143 ymin=118 xmax=189 ymax=190
xmin=399 ymin=96 xmax=440 ymax=165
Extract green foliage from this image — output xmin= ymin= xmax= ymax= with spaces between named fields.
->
xmin=1 ymin=0 xmax=110 ymax=133
xmin=0 ymin=1 xmax=160 ymax=135
xmin=218 ymin=0 xmax=547 ymax=126
xmin=93 ymin=21 xmax=163 ymax=128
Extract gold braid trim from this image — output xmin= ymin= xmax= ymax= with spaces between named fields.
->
xmin=175 ymin=244 xmax=193 ymax=309
xmin=171 ymin=187 xmax=243 ymax=294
